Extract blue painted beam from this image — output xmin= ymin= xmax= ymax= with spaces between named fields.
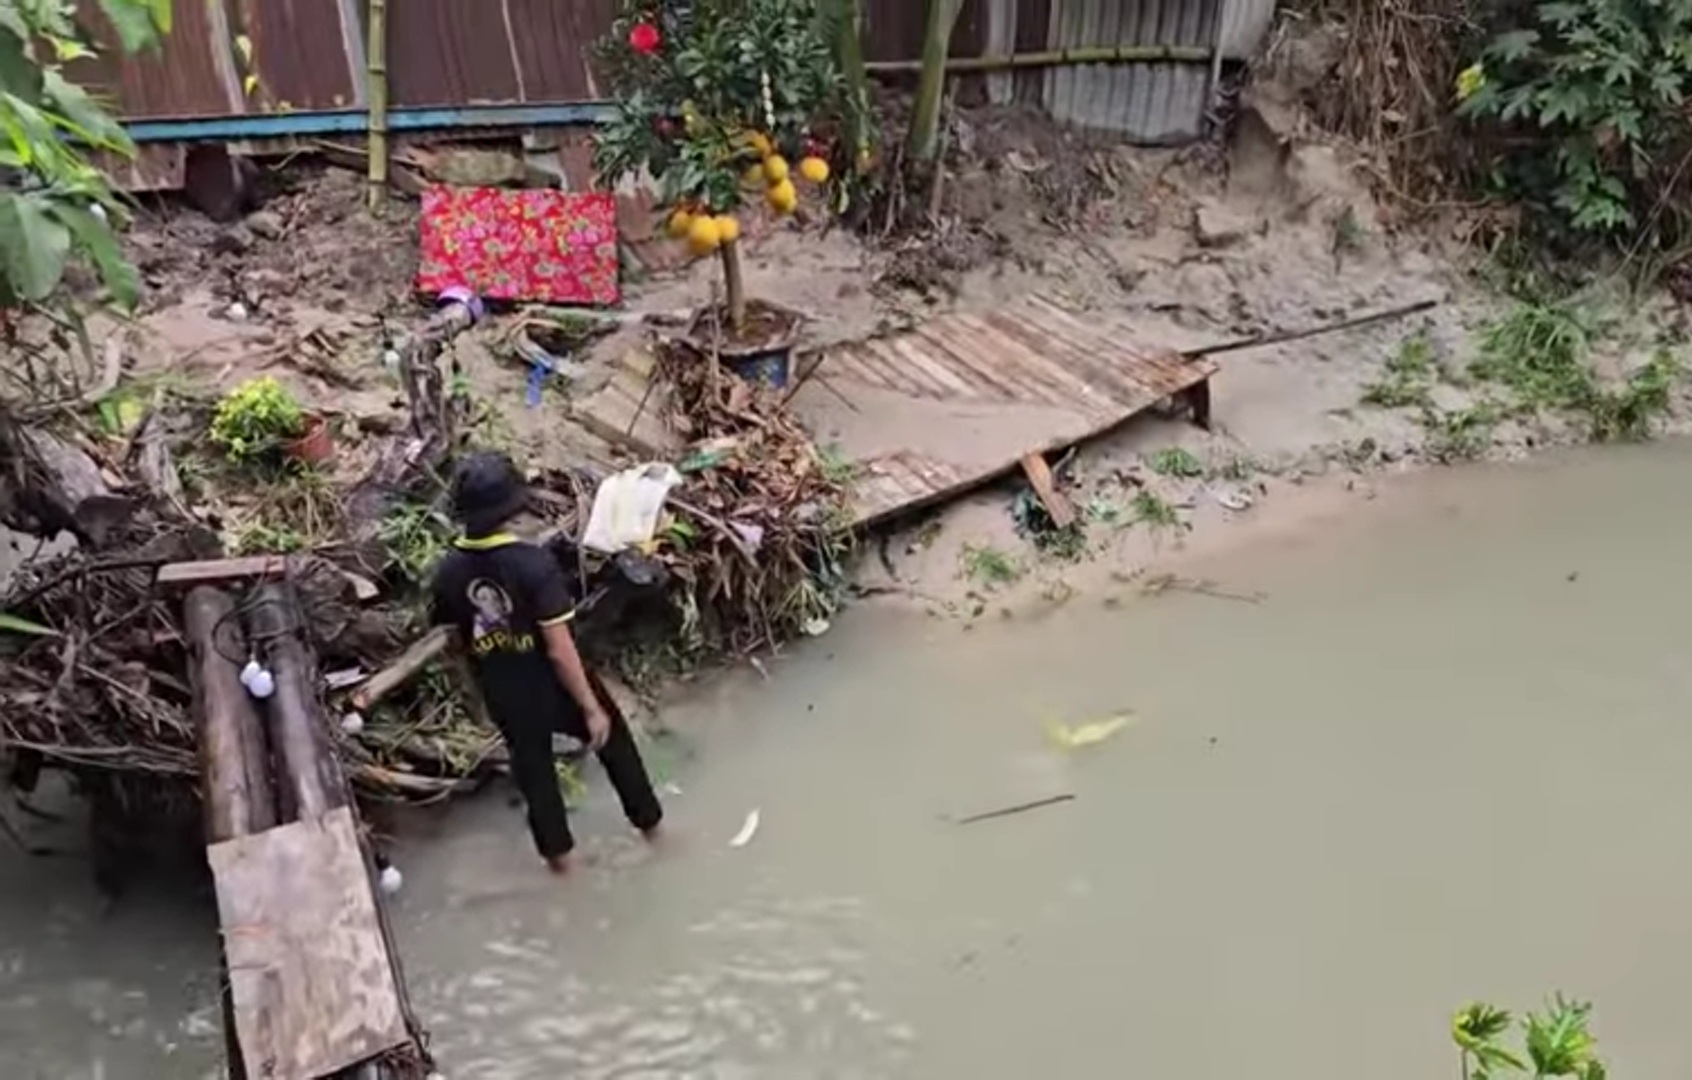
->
xmin=124 ymin=102 xmax=618 ymax=143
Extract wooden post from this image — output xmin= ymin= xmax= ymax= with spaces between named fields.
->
xmin=183 ymin=587 xmax=278 ymax=839
xmin=247 ymin=585 xmax=344 ymax=821
xmin=905 ymin=0 xmax=961 ymax=164
xmin=721 ymin=240 xmax=747 ymax=333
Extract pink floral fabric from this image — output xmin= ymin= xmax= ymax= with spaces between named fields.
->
xmin=416 ymin=187 xmax=621 ymax=305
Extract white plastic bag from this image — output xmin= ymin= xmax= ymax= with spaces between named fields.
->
xmin=581 ymin=463 xmax=683 ymax=554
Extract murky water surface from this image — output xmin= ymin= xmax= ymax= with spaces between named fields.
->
xmin=8 ymin=443 xmax=1692 ymax=1077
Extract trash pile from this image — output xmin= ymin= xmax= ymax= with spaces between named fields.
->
xmin=0 ymin=304 xmax=853 ymax=825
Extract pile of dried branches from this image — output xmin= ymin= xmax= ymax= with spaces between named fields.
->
xmin=1291 ymin=0 xmax=1481 ymax=210
xmin=649 ymin=337 xmax=852 ymax=655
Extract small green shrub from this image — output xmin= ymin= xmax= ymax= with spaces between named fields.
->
xmin=209 ymin=377 xmax=304 ymax=465
xmin=1148 ymin=446 xmax=1205 ymax=478
xmin=1458 ymin=0 xmax=1692 ymax=244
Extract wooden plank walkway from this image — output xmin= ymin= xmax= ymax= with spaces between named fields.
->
xmin=208 ymin=806 xmax=411 ymax=1079
xmin=791 ymin=296 xmax=1217 ymax=528
xmin=565 ymin=296 xmax=1217 ymax=531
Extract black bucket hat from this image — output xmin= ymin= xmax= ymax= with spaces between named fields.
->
xmin=450 ymin=451 xmax=531 ymax=537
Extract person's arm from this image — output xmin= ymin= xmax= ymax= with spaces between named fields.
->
xmin=540 ymin=619 xmax=609 ymax=748
xmin=528 ymin=550 xmax=610 ymax=748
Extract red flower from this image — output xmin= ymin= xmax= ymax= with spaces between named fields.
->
xmin=629 ymin=22 xmax=661 ymax=55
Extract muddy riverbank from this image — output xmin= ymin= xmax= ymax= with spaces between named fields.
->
xmin=9 ymin=440 xmax=1692 ymax=1078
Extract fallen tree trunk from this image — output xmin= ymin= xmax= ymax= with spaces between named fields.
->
xmin=184 ymin=587 xmax=278 ymax=840
xmin=248 ymin=585 xmax=344 ymax=821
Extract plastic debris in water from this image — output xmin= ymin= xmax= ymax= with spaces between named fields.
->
xmin=378 ymin=864 xmax=404 ymax=895
xmin=730 ymin=809 xmax=761 ymax=848
xmin=340 ymin=711 xmax=366 ymax=736
xmin=1044 ymin=712 xmax=1136 ymax=751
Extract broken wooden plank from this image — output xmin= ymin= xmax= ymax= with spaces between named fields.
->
xmin=157 ymin=556 xmax=381 ymax=603
xmin=157 ymin=556 xmax=292 ymax=590
xmin=349 ymin=626 xmax=452 ymax=713
xmin=208 ymin=806 xmax=410 ymax=1079
xmin=1019 ymin=453 xmax=1076 ymax=528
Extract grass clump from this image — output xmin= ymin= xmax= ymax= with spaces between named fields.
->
xmin=961 ymin=543 xmax=1022 ymax=587
xmin=1147 ymin=446 xmax=1205 ymax=478
xmin=1421 ymin=403 xmax=1499 ymax=463
xmin=1587 ymin=350 xmax=1681 ymax=442
xmin=1361 ymin=332 xmax=1438 ymax=409
xmin=1469 ymin=300 xmax=1594 ymax=409
xmin=1130 ymin=490 xmax=1182 ymax=530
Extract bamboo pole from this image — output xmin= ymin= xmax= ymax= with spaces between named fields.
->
xmin=871 ymin=43 xmax=1212 ymax=75
xmin=905 ymin=0 xmax=961 ymax=164
xmin=366 ymin=0 xmax=389 ymax=212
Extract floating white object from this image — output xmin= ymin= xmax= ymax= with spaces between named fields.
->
xmin=729 ymin=809 xmax=761 ymax=848
xmin=340 ymin=711 xmax=365 ymax=736
xmin=239 ymin=659 xmax=262 ymax=687
xmin=801 ymin=616 xmax=831 ymax=637
xmin=378 ymin=865 xmax=403 ymax=895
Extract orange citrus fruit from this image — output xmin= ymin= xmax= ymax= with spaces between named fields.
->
xmin=766 ymin=179 xmax=798 ymax=215
xmin=715 ymin=215 xmax=742 ymax=244
xmin=687 ymin=215 xmax=723 ymax=255
xmin=799 ymin=156 xmax=830 ymax=184
xmin=667 ymin=208 xmax=695 ymax=238
xmin=762 ymin=155 xmax=791 ymax=184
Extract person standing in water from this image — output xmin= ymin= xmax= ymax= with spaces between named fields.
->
xmin=430 ymin=451 xmax=663 ymax=873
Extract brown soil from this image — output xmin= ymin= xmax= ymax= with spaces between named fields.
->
xmin=689 ymin=299 xmax=801 ymax=355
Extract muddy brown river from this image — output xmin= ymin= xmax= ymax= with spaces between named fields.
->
xmin=7 ymin=443 xmax=1692 ymax=1078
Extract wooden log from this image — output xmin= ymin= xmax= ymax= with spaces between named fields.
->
xmin=350 ymin=626 xmax=452 ymax=712
xmin=247 ymin=585 xmax=345 ymax=822
xmin=183 ymin=587 xmax=278 ymax=840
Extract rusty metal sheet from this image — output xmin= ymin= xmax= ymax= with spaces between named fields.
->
xmin=504 ymin=0 xmax=617 ymax=102
xmin=791 ymin=297 xmax=1218 ymax=529
xmin=69 ymin=0 xmax=239 ymax=118
xmin=385 ymin=0 xmax=519 ymax=106
xmin=240 ymin=0 xmax=359 ymax=111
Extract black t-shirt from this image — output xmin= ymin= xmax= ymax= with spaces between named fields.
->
xmin=429 ymin=533 xmax=580 ymax=729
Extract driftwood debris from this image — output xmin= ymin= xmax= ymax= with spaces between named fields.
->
xmin=248 ymin=586 xmax=344 ymax=822
xmin=1018 ymin=453 xmax=1076 ymax=529
xmin=350 ymin=625 xmax=451 ymax=713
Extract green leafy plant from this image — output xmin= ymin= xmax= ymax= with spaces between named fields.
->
xmin=1147 ymin=446 xmax=1205 ymax=478
xmin=1458 ymin=0 xmax=1692 ymax=243
xmin=1453 ymin=997 xmax=1607 ymax=1080
xmin=594 ymin=0 xmax=852 ymax=330
xmin=0 ymin=1 xmax=169 ymax=316
xmin=209 ymin=377 xmax=305 ymax=465
xmin=378 ymin=499 xmax=455 ymax=591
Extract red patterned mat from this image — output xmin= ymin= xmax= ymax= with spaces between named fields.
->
xmin=416 ymin=187 xmax=620 ymax=305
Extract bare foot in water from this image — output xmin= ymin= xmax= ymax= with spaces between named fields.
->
xmin=545 ymin=852 xmax=578 ymax=876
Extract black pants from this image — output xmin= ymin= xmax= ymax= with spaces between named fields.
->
xmin=499 ymin=682 xmax=663 ymax=860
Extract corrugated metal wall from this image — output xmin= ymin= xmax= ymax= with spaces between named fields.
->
xmin=80 ymin=0 xmax=1271 ymax=141
xmin=1045 ymin=0 xmax=1221 ymax=142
